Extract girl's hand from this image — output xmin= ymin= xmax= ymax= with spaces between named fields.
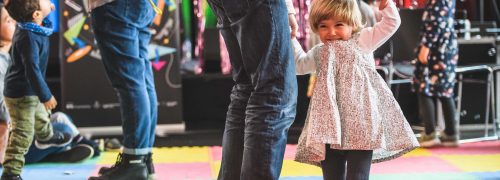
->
xmin=379 ymin=0 xmax=389 ymax=10
xmin=418 ymin=45 xmax=430 ymax=65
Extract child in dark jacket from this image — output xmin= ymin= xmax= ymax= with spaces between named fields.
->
xmin=1 ymin=0 xmax=72 ymax=179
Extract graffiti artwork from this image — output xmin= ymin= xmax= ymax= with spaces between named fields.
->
xmin=60 ymin=0 xmax=183 ymax=128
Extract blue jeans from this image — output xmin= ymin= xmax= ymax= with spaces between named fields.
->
xmin=25 ymin=112 xmax=80 ymax=163
xmin=207 ymin=0 xmax=298 ymax=179
xmin=91 ymin=0 xmax=158 ymax=155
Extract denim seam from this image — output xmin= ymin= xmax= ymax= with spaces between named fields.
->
xmin=264 ymin=0 xmax=274 ymax=174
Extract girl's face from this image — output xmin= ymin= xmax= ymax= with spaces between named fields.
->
xmin=317 ymin=17 xmax=353 ymax=43
xmin=0 ymin=8 xmax=16 ymax=43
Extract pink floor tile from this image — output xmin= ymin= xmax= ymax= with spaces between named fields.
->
xmin=210 ymin=146 xmax=223 ymax=161
xmin=371 ymin=156 xmax=462 ymax=174
xmin=154 ymin=163 xmax=213 ymax=179
xmin=210 ymin=145 xmax=298 ymax=161
xmin=284 ymin=145 xmax=298 ymax=160
xmin=427 ymin=141 xmax=500 ymax=155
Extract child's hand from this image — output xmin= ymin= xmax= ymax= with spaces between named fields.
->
xmin=418 ymin=45 xmax=429 ymax=65
xmin=43 ymin=96 xmax=57 ymax=111
xmin=379 ymin=0 xmax=389 ymax=10
xmin=288 ymin=14 xmax=298 ymax=38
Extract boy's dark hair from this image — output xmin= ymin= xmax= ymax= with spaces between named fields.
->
xmin=5 ymin=0 xmax=39 ymax=23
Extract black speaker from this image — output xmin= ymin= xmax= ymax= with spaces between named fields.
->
xmin=458 ymin=38 xmax=497 ymax=65
xmin=456 ymin=72 xmax=493 ymax=125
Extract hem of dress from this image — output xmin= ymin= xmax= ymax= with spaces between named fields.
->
xmin=372 ymin=146 xmax=419 ymax=163
xmin=294 ymin=145 xmax=420 ymax=167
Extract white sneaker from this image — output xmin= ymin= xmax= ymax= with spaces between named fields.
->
xmin=418 ymin=132 xmax=441 ymax=148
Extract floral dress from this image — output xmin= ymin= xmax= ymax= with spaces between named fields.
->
xmin=413 ymin=0 xmax=458 ymax=97
xmin=292 ymin=1 xmax=419 ymax=166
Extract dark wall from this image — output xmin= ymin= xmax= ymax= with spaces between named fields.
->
xmin=182 ymin=74 xmax=311 ymax=131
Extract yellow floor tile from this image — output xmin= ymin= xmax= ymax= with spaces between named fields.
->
xmin=402 ymin=148 xmax=433 ymax=157
xmin=280 ymin=160 xmax=322 ymax=177
xmin=440 ymin=154 xmax=500 ymax=172
xmin=96 ymin=152 xmax=120 ymax=164
xmin=97 ymin=147 xmax=211 ymax=164
xmin=211 ymin=161 xmax=221 ymax=179
xmin=152 ymin=147 xmax=210 ymax=163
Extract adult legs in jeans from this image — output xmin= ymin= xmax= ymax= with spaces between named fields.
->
xmin=91 ymin=0 xmax=156 ymax=156
xmin=321 ymin=148 xmax=373 ymax=180
xmin=207 ymin=0 xmax=297 ymax=179
xmin=138 ymin=24 xmax=158 ymax=151
xmin=89 ymin=1 xmax=156 ymax=179
xmin=418 ymin=94 xmax=457 ymax=136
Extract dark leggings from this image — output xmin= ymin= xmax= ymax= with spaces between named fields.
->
xmin=321 ymin=147 xmax=373 ymax=180
xmin=417 ymin=93 xmax=458 ymax=135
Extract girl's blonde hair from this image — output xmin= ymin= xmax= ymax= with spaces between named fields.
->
xmin=309 ymin=0 xmax=364 ymax=33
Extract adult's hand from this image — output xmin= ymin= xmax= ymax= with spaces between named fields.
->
xmin=288 ymin=13 xmax=298 ymax=38
xmin=379 ymin=0 xmax=389 ymax=10
xmin=418 ymin=45 xmax=430 ymax=65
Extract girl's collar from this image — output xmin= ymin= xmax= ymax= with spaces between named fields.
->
xmin=17 ymin=18 xmax=53 ymax=36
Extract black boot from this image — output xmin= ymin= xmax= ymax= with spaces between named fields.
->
xmin=98 ymin=153 xmax=155 ymax=179
xmin=88 ymin=153 xmax=147 ymax=180
xmin=0 ymin=173 xmax=22 ymax=180
xmin=145 ymin=153 xmax=155 ymax=179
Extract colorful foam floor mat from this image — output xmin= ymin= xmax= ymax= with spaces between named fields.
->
xmin=3 ymin=140 xmax=500 ymax=180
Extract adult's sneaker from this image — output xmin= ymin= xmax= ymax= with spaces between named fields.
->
xmin=35 ymin=131 xmax=72 ymax=149
xmin=43 ymin=144 xmax=94 ymax=163
xmin=418 ymin=132 xmax=441 ymax=148
xmin=440 ymin=133 xmax=459 ymax=147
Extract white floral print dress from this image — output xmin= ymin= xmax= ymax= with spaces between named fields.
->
xmin=292 ymin=1 xmax=419 ymax=166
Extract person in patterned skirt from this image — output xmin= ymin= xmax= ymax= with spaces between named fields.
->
xmin=413 ymin=0 xmax=459 ymax=148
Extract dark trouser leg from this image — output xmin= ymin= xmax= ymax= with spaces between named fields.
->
xmin=345 ymin=150 xmax=373 ymax=180
xmin=439 ymin=97 xmax=457 ymax=136
xmin=321 ymin=148 xmax=347 ymax=180
xmin=418 ymin=93 xmax=437 ymax=134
